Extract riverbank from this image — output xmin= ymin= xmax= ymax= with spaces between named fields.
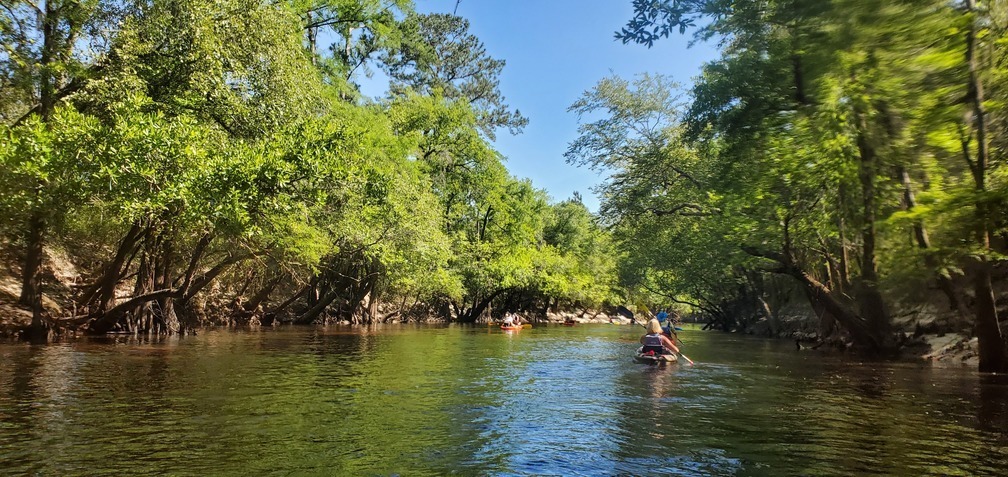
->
xmin=0 ymin=251 xmax=32 ymax=338
xmin=739 ymin=302 xmax=981 ymax=368
xmin=0 ymin=243 xmax=984 ymax=366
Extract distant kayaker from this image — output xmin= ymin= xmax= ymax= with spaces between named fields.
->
xmin=502 ymin=314 xmax=515 ymax=326
xmin=640 ymin=319 xmax=680 ymax=356
xmin=656 ymin=308 xmax=682 ymax=345
xmin=655 ymin=308 xmax=671 ymax=334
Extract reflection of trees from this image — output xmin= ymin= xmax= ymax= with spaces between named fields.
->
xmin=0 ymin=327 xmax=524 ymax=475
xmin=1 ymin=344 xmax=88 ymax=474
xmin=978 ymin=373 xmax=1008 ymax=434
xmin=606 ymin=348 xmax=1008 ymax=475
xmin=4 ymin=328 xmax=1008 ymax=474
xmin=1 ymin=345 xmax=45 ymax=475
xmin=307 ymin=324 xmax=510 ymax=475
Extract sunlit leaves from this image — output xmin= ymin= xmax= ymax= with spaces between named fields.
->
xmin=383 ymin=12 xmax=527 ymax=139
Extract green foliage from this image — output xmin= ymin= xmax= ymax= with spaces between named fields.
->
xmin=603 ymin=0 xmax=1008 ymax=338
xmin=0 ymin=0 xmax=619 ymax=330
xmin=0 ymin=0 xmax=124 ymax=122
xmin=288 ymin=0 xmax=414 ymax=93
xmin=0 ymin=108 xmax=103 ymax=234
xmin=92 ymin=0 xmax=326 ymax=137
xmin=384 ymin=12 xmax=527 ymax=139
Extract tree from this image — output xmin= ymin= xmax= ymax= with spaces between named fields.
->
xmin=384 ymin=12 xmax=527 ymax=139
xmin=1 ymin=0 xmax=125 ymax=333
xmin=611 ymin=0 xmax=1008 ymax=364
xmin=288 ymin=0 xmax=413 ymax=95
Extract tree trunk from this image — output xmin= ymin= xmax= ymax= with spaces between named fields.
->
xmin=295 ymin=290 xmax=342 ymax=324
xmin=269 ymin=284 xmax=311 ymax=318
xmin=897 ymin=166 xmax=967 ymax=319
xmin=18 ymin=1 xmax=59 ymax=336
xmin=757 ymin=296 xmax=779 ymax=337
xmin=743 ymin=245 xmax=883 ymax=350
xmin=245 ymin=276 xmax=282 ymax=313
xmin=176 ymin=233 xmax=213 ymax=298
xmin=837 ymin=185 xmax=850 ymax=291
xmin=458 ymin=288 xmax=511 ymax=323
xmin=855 ymin=111 xmax=890 ymax=340
xmin=965 ymin=0 xmax=1007 ymax=373
xmin=19 ymin=209 xmax=46 ymax=336
xmin=305 ymin=11 xmax=318 ymax=63
xmin=153 ymin=236 xmax=180 ymax=333
xmin=83 ymin=222 xmax=146 ymax=314
xmin=88 ymin=289 xmax=178 ymax=334
xmin=797 ymin=269 xmax=879 ymax=350
xmin=973 ymin=257 xmax=1006 ymax=372
xmin=130 ymin=246 xmax=155 ymax=333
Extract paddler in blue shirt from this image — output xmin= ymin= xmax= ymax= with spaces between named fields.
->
xmin=655 ymin=308 xmax=681 ymax=345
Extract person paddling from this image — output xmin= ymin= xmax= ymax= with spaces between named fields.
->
xmin=640 ymin=318 xmax=680 ymax=356
xmin=653 ymin=308 xmax=682 ymax=347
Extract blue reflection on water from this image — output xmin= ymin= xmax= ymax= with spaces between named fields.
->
xmin=1 ymin=325 xmax=1006 ymax=476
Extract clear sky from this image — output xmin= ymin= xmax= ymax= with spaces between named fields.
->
xmin=367 ymin=0 xmax=719 ymax=212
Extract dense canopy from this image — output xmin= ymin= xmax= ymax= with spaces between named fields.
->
xmin=0 ymin=0 xmax=618 ymax=338
xmin=3 ymin=0 xmax=1007 ymax=373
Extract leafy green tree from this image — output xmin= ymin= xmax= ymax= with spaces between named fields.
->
xmin=26 ymin=0 xmax=329 ymax=333
xmin=566 ymin=73 xmax=746 ymax=327
xmin=288 ymin=0 xmax=413 ymax=95
xmin=1 ymin=0 xmax=126 ymax=332
xmin=538 ymin=198 xmax=619 ymax=312
xmin=384 ymin=12 xmax=527 ymax=139
xmin=612 ymin=0 xmax=1008 ymax=367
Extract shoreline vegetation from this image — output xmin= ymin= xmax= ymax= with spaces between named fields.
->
xmin=0 ymin=241 xmax=979 ymax=367
xmin=1 ymin=1 xmax=1005 ymax=371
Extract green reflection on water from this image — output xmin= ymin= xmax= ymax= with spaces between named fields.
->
xmin=1 ymin=324 xmax=1006 ymax=476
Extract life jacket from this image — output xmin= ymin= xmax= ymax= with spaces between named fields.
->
xmin=642 ymin=333 xmax=668 ymax=354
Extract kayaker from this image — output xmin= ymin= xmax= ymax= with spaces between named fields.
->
xmin=640 ymin=319 xmax=680 ymax=356
xmin=655 ymin=308 xmax=671 ymax=334
xmin=655 ymin=309 xmax=682 ymax=346
xmin=502 ymin=314 xmax=515 ymax=326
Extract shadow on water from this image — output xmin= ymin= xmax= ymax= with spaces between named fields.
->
xmin=979 ymin=373 xmax=1008 ymax=432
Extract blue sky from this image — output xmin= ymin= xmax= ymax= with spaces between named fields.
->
xmin=366 ymin=0 xmax=719 ymax=212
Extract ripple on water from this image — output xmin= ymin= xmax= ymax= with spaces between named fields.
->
xmin=1 ymin=326 xmax=1007 ymax=476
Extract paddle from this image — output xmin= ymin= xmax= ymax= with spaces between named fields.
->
xmin=616 ymin=305 xmax=695 ymax=366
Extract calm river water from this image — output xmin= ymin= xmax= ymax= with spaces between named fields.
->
xmin=1 ymin=324 xmax=1007 ymax=476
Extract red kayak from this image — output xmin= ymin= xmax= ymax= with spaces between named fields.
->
xmin=501 ymin=323 xmax=531 ymax=330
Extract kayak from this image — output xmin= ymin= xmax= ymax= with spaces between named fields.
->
xmin=501 ymin=325 xmax=523 ymax=331
xmin=562 ymin=321 xmax=577 ymax=326
xmin=634 ymin=346 xmax=678 ymax=365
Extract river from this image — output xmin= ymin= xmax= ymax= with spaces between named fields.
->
xmin=1 ymin=324 xmax=1006 ymax=476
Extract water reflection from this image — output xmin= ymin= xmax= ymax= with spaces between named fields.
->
xmin=979 ymin=374 xmax=1008 ymax=432
xmin=0 ymin=326 xmax=1006 ymax=475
